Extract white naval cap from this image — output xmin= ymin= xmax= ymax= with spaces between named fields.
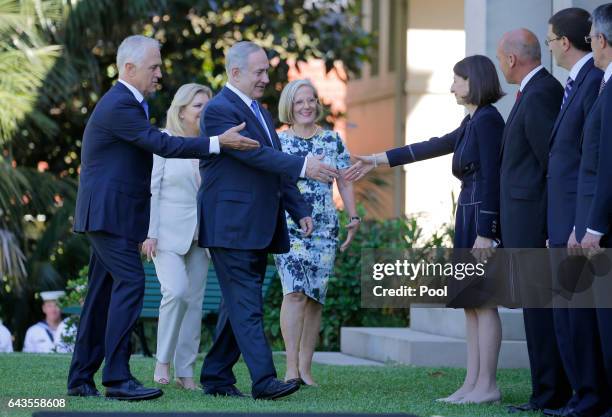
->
xmin=40 ymin=291 xmax=66 ymax=301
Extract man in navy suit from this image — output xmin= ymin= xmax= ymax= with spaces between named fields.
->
xmin=495 ymin=29 xmax=571 ymax=414
xmin=545 ymin=8 xmax=606 ymax=417
xmin=66 ymin=35 xmax=259 ymax=401
xmin=198 ymin=41 xmax=338 ymax=400
xmin=575 ymin=5 xmax=612 ymax=417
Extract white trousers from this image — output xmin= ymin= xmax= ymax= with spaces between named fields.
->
xmin=153 ymin=241 xmax=209 ymax=377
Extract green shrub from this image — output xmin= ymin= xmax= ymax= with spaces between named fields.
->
xmin=57 ymin=266 xmax=89 ymax=347
xmin=263 ymin=210 xmax=452 ymax=351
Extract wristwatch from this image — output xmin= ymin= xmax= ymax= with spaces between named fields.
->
xmin=350 ymin=216 xmax=362 ymax=223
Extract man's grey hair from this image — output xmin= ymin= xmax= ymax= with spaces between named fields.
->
xmin=225 ymin=41 xmax=264 ymax=75
xmin=116 ymin=35 xmax=160 ymax=76
xmin=591 ymin=3 xmax=612 ymax=46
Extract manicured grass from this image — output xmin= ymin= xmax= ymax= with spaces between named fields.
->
xmin=0 ymin=353 xmax=537 ymax=417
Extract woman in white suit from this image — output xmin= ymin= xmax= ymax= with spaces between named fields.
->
xmin=141 ymin=83 xmax=212 ymax=390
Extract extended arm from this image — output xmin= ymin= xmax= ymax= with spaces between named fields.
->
xmin=110 ymin=98 xmax=212 ymax=159
xmin=344 ymin=123 xmax=465 ymax=181
xmin=204 ymin=104 xmax=304 ymax=179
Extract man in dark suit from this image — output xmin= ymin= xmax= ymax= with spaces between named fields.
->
xmin=495 ymin=29 xmax=571 ymax=414
xmin=575 ymin=5 xmax=612 ymax=417
xmin=198 ymin=41 xmax=338 ymax=400
xmin=545 ymin=8 xmax=607 ymax=417
xmin=66 ymin=35 xmax=259 ymax=401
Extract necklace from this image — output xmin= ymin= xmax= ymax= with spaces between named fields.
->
xmin=291 ymin=125 xmax=320 ymax=139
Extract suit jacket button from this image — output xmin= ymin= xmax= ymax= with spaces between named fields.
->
xmin=277 ymin=191 xmax=282 ymax=198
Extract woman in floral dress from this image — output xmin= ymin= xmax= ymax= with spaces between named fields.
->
xmin=275 ymin=79 xmax=359 ymax=386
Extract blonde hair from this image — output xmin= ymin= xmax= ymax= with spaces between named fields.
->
xmin=278 ymin=79 xmax=323 ymax=125
xmin=165 ymin=83 xmax=213 ymax=136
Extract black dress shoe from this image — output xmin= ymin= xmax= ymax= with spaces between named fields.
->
xmin=543 ymin=406 xmax=574 ymax=417
xmin=507 ymin=403 xmax=541 ymax=413
xmin=600 ymin=409 xmax=612 ymax=417
xmin=203 ymin=385 xmax=246 ymax=398
xmin=67 ymin=383 xmax=101 ymax=397
xmin=254 ymin=378 xmax=300 ymax=400
xmin=105 ymin=379 xmax=163 ymax=401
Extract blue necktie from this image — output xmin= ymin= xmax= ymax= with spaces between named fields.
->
xmin=561 ymin=77 xmax=574 ymax=108
xmin=140 ymin=99 xmax=149 ymax=120
xmin=599 ymin=77 xmax=607 ymax=96
xmin=250 ymin=100 xmax=274 ymax=148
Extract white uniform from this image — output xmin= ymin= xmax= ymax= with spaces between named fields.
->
xmin=0 ymin=320 xmax=13 ymax=353
xmin=23 ymin=319 xmax=73 ymax=353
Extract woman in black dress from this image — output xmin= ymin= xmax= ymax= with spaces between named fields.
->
xmin=346 ymin=55 xmax=505 ymax=404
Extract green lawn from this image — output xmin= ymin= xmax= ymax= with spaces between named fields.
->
xmin=0 ymin=353 xmax=538 ymax=417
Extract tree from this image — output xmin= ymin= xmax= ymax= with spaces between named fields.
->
xmin=1 ymin=0 xmax=371 ymax=347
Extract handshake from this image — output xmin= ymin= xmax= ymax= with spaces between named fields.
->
xmin=217 ymin=122 xmax=339 ymax=183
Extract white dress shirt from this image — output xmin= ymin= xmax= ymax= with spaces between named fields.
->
xmin=519 ymin=65 xmax=545 ymax=92
xmin=604 ymin=61 xmax=612 ymax=84
xmin=568 ymin=53 xmax=593 ymax=82
xmin=225 ymin=82 xmax=308 ymax=177
xmin=117 ymin=79 xmax=220 ymax=154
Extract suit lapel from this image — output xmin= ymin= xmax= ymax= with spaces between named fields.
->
xmin=500 ymin=100 xmax=522 ymax=157
xmin=550 ymin=59 xmax=594 ymax=142
xmin=114 ymin=82 xmax=148 ymax=120
xmin=500 ymin=68 xmax=548 ymax=157
xmin=260 ymin=108 xmax=281 ymax=149
xmin=221 ymin=87 xmax=273 ymax=147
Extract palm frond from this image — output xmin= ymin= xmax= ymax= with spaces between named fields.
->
xmin=0 ymin=228 xmax=27 ymax=282
xmin=0 ymin=44 xmax=62 ymax=142
xmin=0 ymin=159 xmax=30 ymax=227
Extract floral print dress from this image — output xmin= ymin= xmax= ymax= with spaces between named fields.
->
xmin=274 ymin=129 xmax=351 ymax=304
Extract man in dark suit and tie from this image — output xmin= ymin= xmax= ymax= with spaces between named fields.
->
xmin=575 ymin=5 xmax=612 ymax=417
xmin=545 ymin=8 xmax=607 ymax=417
xmin=198 ymin=41 xmax=338 ymax=400
xmin=66 ymin=35 xmax=260 ymax=401
xmin=495 ymin=29 xmax=571 ymax=414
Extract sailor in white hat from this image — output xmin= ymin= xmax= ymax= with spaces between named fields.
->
xmin=23 ymin=291 xmax=73 ymax=353
xmin=0 ymin=318 xmax=13 ymax=353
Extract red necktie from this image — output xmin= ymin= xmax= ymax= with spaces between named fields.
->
xmin=516 ymin=90 xmax=523 ymax=102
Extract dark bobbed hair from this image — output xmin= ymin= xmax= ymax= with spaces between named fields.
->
xmin=549 ymin=8 xmax=592 ymax=52
xmin=453 ymin=55 xmax=505 ymax=106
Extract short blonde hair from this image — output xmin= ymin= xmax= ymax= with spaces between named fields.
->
xmin=278 ymin=79 xmax=323 ymax=125
xmin=165 ymin=83 xmax=213 ymax=136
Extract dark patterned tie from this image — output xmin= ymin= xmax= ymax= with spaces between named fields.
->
xmin=250 ymin=100 xmax=274 ymax=148
xmin=599 ymin=77 xmax=607 ymax=96
xmin=561 ymin=77 xmax=574 ymax=108
xmin=140 ymin=99 xmax=149 ymax=120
